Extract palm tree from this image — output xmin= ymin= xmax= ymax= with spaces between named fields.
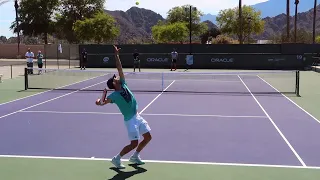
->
xmin=287 ymin=0 xmax=290 ymax=42
xmin=0 ymin=0 xmax=10 ymax=6
xmin=239 ymin=0 xmax=243 ymax=44
xmin=294 ymin=0 xmax=299 ymax=43
xmin=313 ymin=0 xmax=317 ymax=44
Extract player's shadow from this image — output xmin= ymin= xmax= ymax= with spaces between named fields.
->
xmin=108 ymin=164 xmax=147 ymax=180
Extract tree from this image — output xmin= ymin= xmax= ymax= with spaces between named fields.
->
xmin=73 ymin=12 xmax=120 ymax=44
xmin=0 ymin=36 xmax=7 ymax=44
xmin=294 ymin=0 xmax=299 ymax=42
xmin=152 ymin=22 xmax=189 ymax=43
xmin=212 ymin=35 xmax=238 ymax=44
xmin=216 ymin=5 xmax=264 ymax=43
xmin=166 ymin=5 xmax=208 ymax=37
xmin=315 ymin=35 xmax=320 ymax=44
xmin=10 ymin=0 xmax=59 ymax=44
xmin=54 ymin=0 xmax=105 ymax=43
xmin=287 ymin=0 xmax=290 ymax=42
xmin=0 ymin=0 xmax=10 ymax=6
xmin=313 ymin=0 xmax=317 ymax=43
xmin=271 ymin=29 xmax=313 ymax=44
xmin=199 ymin=28 xmax=221 ymax=44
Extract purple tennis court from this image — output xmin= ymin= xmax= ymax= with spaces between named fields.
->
xmin=1 ymin=69 xmax=320 ymax=168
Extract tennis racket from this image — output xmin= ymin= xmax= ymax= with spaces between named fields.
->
xmin=100 ymin=88 xmax=107 ymax=105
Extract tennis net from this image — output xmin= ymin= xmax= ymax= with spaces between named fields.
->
xmin=24 ymin=68 xmax=300 ymax=96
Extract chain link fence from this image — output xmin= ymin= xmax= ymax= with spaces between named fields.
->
xmin=0 ymin=44 xmax=81 ymax=82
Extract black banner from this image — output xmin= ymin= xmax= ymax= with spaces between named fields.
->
xmin=80 ymin=44 xmax=315 ymax=70
xmin=86 ymin=53 xmax=306 ymax=70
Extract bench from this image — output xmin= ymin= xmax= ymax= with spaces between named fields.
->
xmin=0 ymin=74 xmax=2 ymax=83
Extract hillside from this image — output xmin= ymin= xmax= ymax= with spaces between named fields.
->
xmin=252 ymin=0 xmax=319 ymax=18
xmin=200 ymin=0 xmax=319 ymax=26
xmin=105 ymin=7 xmax=164 ymax=44
xmin=106 ymin=5 xmax=320 ymax=43
xmin=258 ymin=5 xmax=320 ymax=39
xmin=200 ymin=14 xmax=217 ymax=24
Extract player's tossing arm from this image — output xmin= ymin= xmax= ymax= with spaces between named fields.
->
xmin=113 ymin=45 xmax=125 ymax=80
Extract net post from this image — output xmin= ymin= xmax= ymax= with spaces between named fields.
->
xmin=11 ymin=65 xmax=13 ymax=79
xmin=24 ymin=68 xmax=28 ymax=90
xmin=295 ymin=70 xmax=300 ymax=97
xmin=161 ymin=72 xmax=164 ymax=91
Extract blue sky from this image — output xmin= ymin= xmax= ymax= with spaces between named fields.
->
xmin=0 ymin=0 xmax=267 ymax=38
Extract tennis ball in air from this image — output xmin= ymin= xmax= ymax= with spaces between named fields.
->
xmin=136 ymin=1 xmax=139 ymax=5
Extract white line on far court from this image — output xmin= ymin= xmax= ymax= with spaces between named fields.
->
xmin=19 ymin=110 xmax=267 ymax=119
xmin=0 ymin=77 xmax=109 ymax=120
xmin=0 ymin=155 xmax=319 ymax=170
xmin=139 ymin=80 xmax=176 ymax=114
xmin=237 ymin=75 xmax=307 ymax=167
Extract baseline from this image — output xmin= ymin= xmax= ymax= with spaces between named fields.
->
xmin=1 ymin=155 xmax=318 ymax=170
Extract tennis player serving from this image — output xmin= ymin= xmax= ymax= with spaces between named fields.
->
xmin=95 ymin=45 xmax=152 ymax=169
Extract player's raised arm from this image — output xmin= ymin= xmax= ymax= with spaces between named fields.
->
xmin=113 ymin=45 xmax=125 ymax=80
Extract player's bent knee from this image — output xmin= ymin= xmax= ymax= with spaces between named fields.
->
xmin=143 ymin=132 xmax=152 ymax=142
xmin=130 ymin=140 xmax=139 ymax=148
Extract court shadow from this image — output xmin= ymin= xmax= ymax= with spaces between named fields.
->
xmin=108 ymin=164 xmax=147 ymax=180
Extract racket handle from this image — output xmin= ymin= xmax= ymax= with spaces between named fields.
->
xmin=101 ymin=88 xmax=107 ymax=105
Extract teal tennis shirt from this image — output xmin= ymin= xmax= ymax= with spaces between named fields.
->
xmin=107 ymin=78 xmax=138 ymax=121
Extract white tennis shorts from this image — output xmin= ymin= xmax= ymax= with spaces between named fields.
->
xmin=124 ymin=113 xmax=151 ymax=141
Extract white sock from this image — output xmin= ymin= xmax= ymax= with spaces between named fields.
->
xmin=133 ymin=151 xmax=139 ymax=157
xmin=115 ymin=154 xmax=121 ymax=160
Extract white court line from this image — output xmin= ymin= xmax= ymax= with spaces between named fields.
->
xmin=18 ymin=110 xmax=267 ymax=119
xmin=0 ymin=79 xmax=109 ymax=120
xmin=237 ymin=75 xmax=307 ymax=167
xmin=257 ymin=75 xmax=320 ymax=124
xmin=0 ymin=155 xmax=319 ymax=170
xmin=139 ymin=80 xmax=176 ymax=114
xmin=127 ymin=79 xmax=240 ymax=83
xmin=141 ymin=113 xmax=267 ymax=118
xmin=19 ymin=111 xmax=122 ymax=115
xmin=0 ymin=73 xmax=109 ymax=106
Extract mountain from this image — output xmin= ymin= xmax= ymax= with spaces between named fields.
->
xmin=200 ymin=14 xmax=217 ymax=24
xmin=252 ymin=0 xmax=320 ymax=18
xmin=106 ymin=7 xmax=222 ymax=44
xmin=105 ymin=7 xmax=164 ymax=44
xmin=200 ymin=0 xmax=319 ymax=24
xmin=257 ymin=4 xmax=320 ymax=40
xmin=203 ymin=20 xmax=218 ymax=30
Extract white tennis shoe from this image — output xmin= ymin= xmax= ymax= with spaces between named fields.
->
xmin=111 ymin=156 xmax=125 ymax=169
xmin=129 ymin=155 xmax=145 ymax=165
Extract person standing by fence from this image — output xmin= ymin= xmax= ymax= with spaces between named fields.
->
xmin=25 ymin=48 xmax=34 ymax=74
xmin=133 ymin=49 xmax=141 ymax=72
xmin=81 ymin=48 xmax=87 ymax=70
xmin=170 ymin=48 xmax=178 ymax=71
xmin=37 ymin=50 xmax=44 ymax=74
